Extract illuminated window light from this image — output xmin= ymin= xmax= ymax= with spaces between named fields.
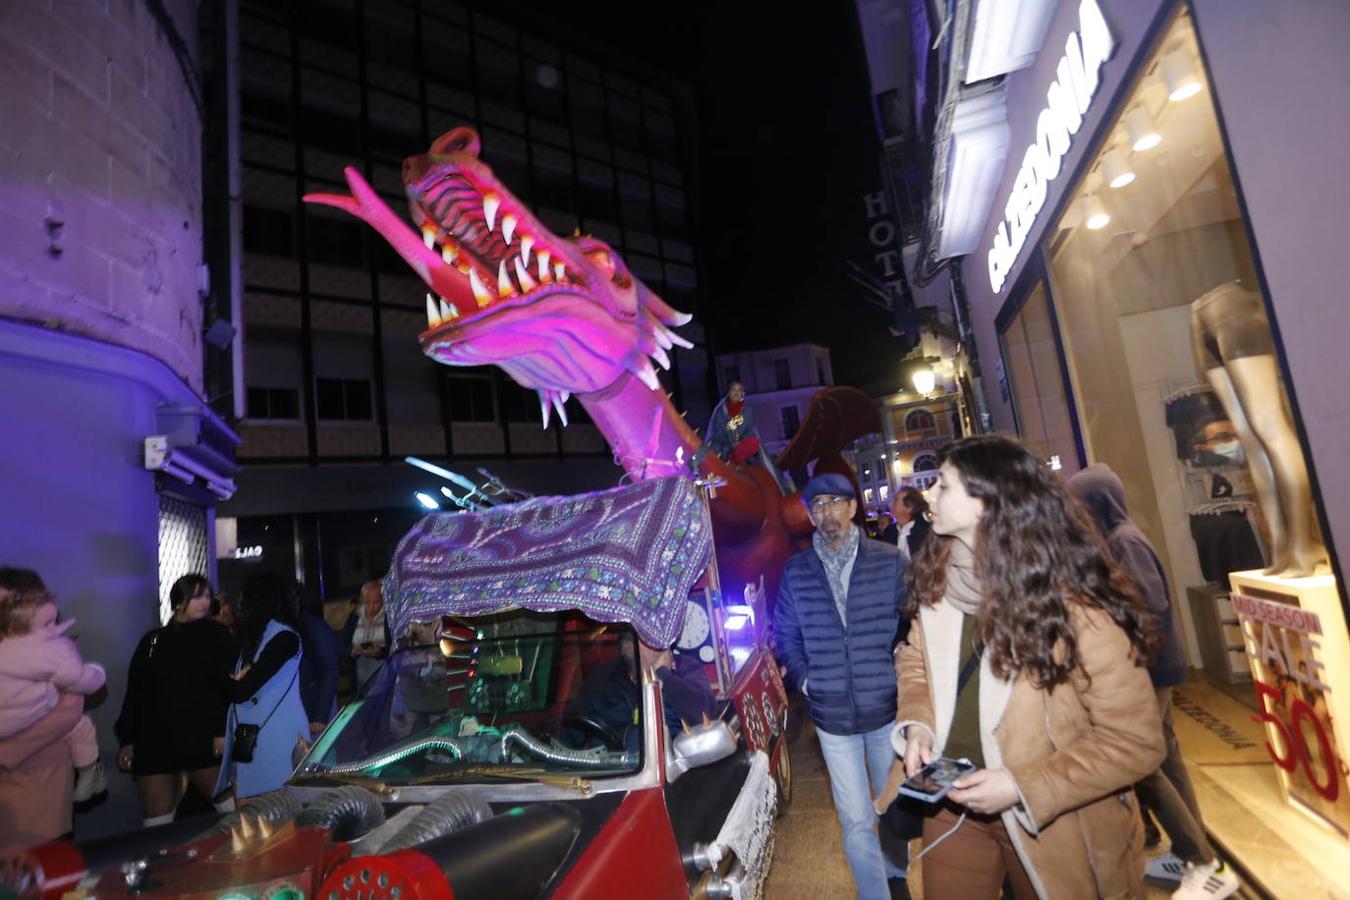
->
xmin=724 ymin=615 xmax=750 ymax=631
xmin=1084 ymin=194 xmax=1111 ymax=230
xmin=1161 ymin=49 xmax=1203 ymax=101
xmin=1125 ymin=107 xmax=1161 ymax=151
xmin=1101 ymin=148 xmax=1135 ymax=189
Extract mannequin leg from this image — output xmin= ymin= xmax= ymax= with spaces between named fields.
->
xmin=1224 ymin=355 xmax=1327 ymax=576
xmin=1203 ymin=366 xmax=1287 ymax=571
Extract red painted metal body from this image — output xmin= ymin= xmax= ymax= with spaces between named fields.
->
xmin=550 ymin=788 xmax=688 ymax=900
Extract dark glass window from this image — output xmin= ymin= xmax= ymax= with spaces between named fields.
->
xmin=247 ymin=386 xmax=300 ymax=419
xmin=447 ymin=375 xmax=495 ymax=422
xmin=780 ymin=405 xmax=801 ymax=439
xmin=307 ymin=217 xmax=366 ymax=266
xmin=243 ymin=206 xmax=294 ymax=257
xmin=913 ymin=453 xmax=940 ymax=472
xmin=905 ymin=409 xmax=936 ymax=434
xmin=724 ymin=366 xmax=740 ymax=389
xmin=316 ymin=377 xmax=372 ymax=420
xmin=774 ymin=359 xmax=792 ymax=391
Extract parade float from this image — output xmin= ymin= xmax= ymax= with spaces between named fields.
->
xmin=2 ymin=127 xmax=878 ymax=899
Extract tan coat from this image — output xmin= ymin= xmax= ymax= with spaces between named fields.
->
xmin=892 ymin=599 xmax=1165 ymax=899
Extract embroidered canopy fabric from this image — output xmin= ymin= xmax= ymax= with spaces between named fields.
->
xmin=384 ymin=476 xmax=711 ymax=647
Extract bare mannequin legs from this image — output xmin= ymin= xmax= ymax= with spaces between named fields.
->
xmin=1191 ymin=284 xmax=1327 ymax=577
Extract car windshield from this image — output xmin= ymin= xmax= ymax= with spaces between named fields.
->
xmin=295 ymin=610 xmax=644 ymax=786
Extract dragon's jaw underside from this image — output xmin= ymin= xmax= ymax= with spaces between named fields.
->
xmin=304 ymin=140 xmax=691 ymax=426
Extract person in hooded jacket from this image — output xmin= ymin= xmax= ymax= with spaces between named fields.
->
xmin=1069 ymin=463 xmax=1239 ymax=900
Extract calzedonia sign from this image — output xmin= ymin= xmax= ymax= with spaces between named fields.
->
xmin=987 ymin=0 xmax=1118 ymax=293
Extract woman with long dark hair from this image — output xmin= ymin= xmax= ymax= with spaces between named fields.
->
xmin=115 ymin=573 xmax=237 ymax=825
xmin=877 ymin=435 xmax=1165 ymax=899
xmin=212 ymin=573 xmax=309 ymax=801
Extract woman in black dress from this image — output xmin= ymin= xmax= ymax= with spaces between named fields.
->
xmin=114 ymin=574 xmax=237 ymax=825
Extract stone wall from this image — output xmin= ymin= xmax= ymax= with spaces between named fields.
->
xmin=0 ymin=0 xmax=204 ymax=389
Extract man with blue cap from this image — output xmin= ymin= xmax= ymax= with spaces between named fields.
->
xmin=774 ymin=472 xmax=911 ymax=899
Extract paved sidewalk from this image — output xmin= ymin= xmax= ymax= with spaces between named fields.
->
xmin=764 ymin=696 xmax=1193 ymax=899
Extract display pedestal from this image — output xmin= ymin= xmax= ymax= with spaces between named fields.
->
xmin=1227 ymin=569 xmax=1350 ymax=837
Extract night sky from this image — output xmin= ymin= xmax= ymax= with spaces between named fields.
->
xmin=502 ymin=2 xmax=912 ymax=392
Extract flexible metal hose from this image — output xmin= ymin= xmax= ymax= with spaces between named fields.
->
xmin=294 ymin=785 xmax=387 ymax=841
xmin=377 ymin=792 xmax=494 ymax=853
xmin=309 ymin=734 xmax=465 ymax=776
xmin=498 ymin=728 xmax=636 ymax=768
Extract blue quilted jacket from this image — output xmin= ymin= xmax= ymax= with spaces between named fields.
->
xmin=773 ymin=535 xmax=908 ymax=735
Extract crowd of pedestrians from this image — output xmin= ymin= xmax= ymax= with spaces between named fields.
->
xmin=0 ymin=567 xmax=389 ymax=849
xmin=778 ymin=434 xmax=1241 ymax=900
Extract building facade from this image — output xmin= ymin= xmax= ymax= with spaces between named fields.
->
xmin=216 ymin=0 xmax=714 ymax=599
xmin=884 ymin=0 xmax=1350 ymax=893
xmin=714 ymin=344 xmax=833 ymax=457
xmin=0 ymin=0 xmax=235 ymax=839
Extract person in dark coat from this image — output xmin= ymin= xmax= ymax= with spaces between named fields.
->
xmin=575 ymin=635 xmax=714 ymax=752
xmin=773 ymin=473 xmax=910 ymax=900
xmin=115 ymin=574 xmax=237 ymax=825
xmin=890 ymin=488 xmax=931 ymax=561
xmin=295 ymin=584 xmax=339 ymax=735
xmin=1069 ymin=464 xmax=1233 ymax=892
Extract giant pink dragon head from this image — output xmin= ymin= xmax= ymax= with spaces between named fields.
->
xmin=304 ymin=128 xmax=693 ymax=425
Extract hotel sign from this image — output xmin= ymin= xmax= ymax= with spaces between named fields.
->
xmin=987 ymin=0 xmax=1117 ymax=293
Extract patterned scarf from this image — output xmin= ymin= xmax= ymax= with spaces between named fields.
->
xmin=813 ymin=524 xmax=860 ymax=625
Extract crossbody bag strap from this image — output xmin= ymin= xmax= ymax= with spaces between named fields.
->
xmin=256 ymin=655 xmax=300 ymax=733
xmin=956 ymin=641 xmax=983 ymax=695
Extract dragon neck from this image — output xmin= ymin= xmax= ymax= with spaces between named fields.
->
xmin=577 ymin=373 xmax=705 ymax=481
xmin=578 ymin=373 xmax=768 ymax=544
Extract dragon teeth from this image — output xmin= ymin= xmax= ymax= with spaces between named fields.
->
xmin=441 ymin=244 xmax=457 ymax=265
xmin=520 ymin=235 xmax=533 ymax=265
xmin=426 ymin=293 xmax=441 ymax=327
xmin=501 ymin=214 xmax=517 ymax=245
xmin=554 ymin=263 xmax=567 ymax=283
xmin=422 ymin=227 xmax=436 ymax=249
xmin=468 ymin=268 xmax=493 ymax=307
xmin=538 ymin=250 xmax=552 ymax=283
xmin=439 ymin=297 xmax=458 ymax=320
xmin=497 ymin=260 xmax=515 ymax=297
xmin=513 ymin=256 xmax=537 ymax=292
xmin=483 ymin=194 xmax=500 ymax=231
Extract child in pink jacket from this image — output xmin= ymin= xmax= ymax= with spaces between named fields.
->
xmin=0 ymin=576 xmax=108 ymax=802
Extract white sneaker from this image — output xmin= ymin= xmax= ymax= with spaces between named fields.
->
xmin=72 ymin=761 xmax=108 ymax=802
xmin=1146 ymin=851 xmax=1185 ymax=882
xmin=1172 ymin=859 xmax=1240 ymax=900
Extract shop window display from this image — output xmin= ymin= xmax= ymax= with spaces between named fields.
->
xmin=1023 ymin=8 xmax=1348 ymax=883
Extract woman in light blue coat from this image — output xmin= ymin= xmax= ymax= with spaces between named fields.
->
xmin=214 ymin=574 xmax=310 ymax=800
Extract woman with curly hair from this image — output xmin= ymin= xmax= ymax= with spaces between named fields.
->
xmin=875 ymin=435 xmax=1165 ymax=899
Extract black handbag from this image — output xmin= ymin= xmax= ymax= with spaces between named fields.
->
xmin=232 ymin=666 xmax=298 ymax=764
xmin=232 ymin=723 xmax=261 ymax=763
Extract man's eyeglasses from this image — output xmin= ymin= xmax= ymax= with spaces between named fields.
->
xmin=809 ymin=495 xmax=851 ymax=514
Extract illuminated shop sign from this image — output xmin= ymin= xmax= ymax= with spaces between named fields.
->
xmin=987 ymin=0 xmax=1117 ymax=293
xmin=234 ymin=545 xmax=263 ymax=559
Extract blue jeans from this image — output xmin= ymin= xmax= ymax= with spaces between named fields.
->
xmin=817 ymin=722 xmax=908 ymax=899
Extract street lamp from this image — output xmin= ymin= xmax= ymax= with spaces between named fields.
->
xmin=911 ymin=367 xmax=936 ymax=395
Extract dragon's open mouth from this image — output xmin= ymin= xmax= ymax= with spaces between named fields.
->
xmin=410 ymin=172 xmax=584 ymax=334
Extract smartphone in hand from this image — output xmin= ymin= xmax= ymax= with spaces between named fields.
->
xmin=898 ymin=757 xmax=977 ymax=803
